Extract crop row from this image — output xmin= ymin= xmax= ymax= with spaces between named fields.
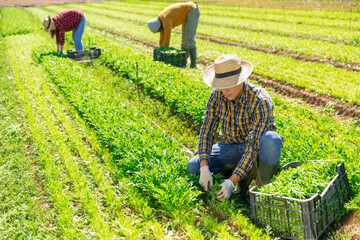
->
xmin=120 ymin=0 xmax=360 ymax=22
xmin=4 ymin=5 xmax=360 ymax=238
xmin=33 ymin=4 xmax=360 ymax=106
xmin=172 ymin=0 xmax=360 ymax=12
xmin=87 ymin=27 xmax=360 ymax=194
xmin=5 ymin=31 xmax=182 ymax=238
xmin=37 ymin=9 xmax=360 ymax=198
xmin=0 ymin=34 xmax=50 ymax=238
xmin=0 ymin=7 xmax=38 ymax=37
xmin=8 ymin=15 xmax=266 ymax=237
xmin=77 ymin=2 xmax=360 ymax=66
xmin=28 ymin=6 xmax=360 ymax=168
xmin=32 ymin=36 xmax=270 ymax=239
xmin=98 ymin=1 xmax=360 ymax=44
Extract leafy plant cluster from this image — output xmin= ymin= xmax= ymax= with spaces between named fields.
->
xmin=0 ymin=7 xmax=38 ymax=37
xmin=257 ymin=160 xmax=342 ymax=199
xmin=154 ymin=46 xmax=186 ymax=67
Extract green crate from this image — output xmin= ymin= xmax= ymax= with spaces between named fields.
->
xmin=249 ymin=161 xmax=351 ymax=240
xmin=153 ymin=47 xmax=186 ymax=68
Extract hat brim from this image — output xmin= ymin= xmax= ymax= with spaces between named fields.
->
xmin=203 ymin=60 xmax=253 ymax=89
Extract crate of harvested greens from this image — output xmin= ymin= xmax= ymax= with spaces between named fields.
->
xmin=153 ymin=47 xmax=186 ymax=67
xmin=249 ymin=160 xmax=351 ymax=240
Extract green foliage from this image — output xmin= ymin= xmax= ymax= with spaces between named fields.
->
xmin=258 ymin=160 xmax=342 ymax=199
xmin=0 ymin=7 xmax=38 ymax=37
xmin=4 ymin=3 xmax=360 ymax=239
xmin=0 ymin=37 xmax=55 ymax=239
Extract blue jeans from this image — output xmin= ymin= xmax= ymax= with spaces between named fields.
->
xmin=187 ymin=131 xmax=283 ymax=177
xmin=72 ymin=14 xmax=86 ymax=51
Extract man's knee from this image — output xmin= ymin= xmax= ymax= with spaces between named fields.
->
xmin=260 ymin=131 xmax=283 ymax=148
xmin=258 ymin=131 xmax=283 ymax=165
xmin=187 ymin=156 xmax=200 ymax=174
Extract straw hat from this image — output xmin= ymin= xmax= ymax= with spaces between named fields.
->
xmin=147 ymin=18 xmax=161 ymax=33
xmin=43 ymin=16 xmax=52 ymax=32
xmin=203 ymin=54 xmax=253 ymax=89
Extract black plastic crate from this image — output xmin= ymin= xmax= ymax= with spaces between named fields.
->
xmin=67 ymin=47 xmax=101 ymax=62
xmin=249 ymin=161 xmax=351 ymax=240
xmin=153 ymin=47 xmax=186 ymax=68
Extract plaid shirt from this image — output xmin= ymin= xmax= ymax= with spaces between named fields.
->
xmin=198 ymin=82 xmax=276 ymax=179
xmin=53 ymin=9 xmax=84 ymax=45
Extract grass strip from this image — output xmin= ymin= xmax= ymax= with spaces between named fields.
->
xmin=5 ymin=33 xmax=81 ymax=238
xmin=0 ymin=7 xmax=39 ymax=37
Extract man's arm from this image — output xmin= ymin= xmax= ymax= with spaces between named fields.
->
xmin=198 ymin=90 xmax=219 ymax=166
xmin=198 ymin=90 xmax=220 ymax=191
xmin=160 ymin=23 xmax=172 ymax=47
xmin=232 ymin=100 xmax=274 ymax=184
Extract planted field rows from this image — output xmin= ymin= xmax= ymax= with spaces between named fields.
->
xmin=74 ymin=1 xmax=360 ymax=67
xmin=33 ymin=2 xmax=360 ymax=111
xmin=1 ymin=2 xmax=360 ymax=239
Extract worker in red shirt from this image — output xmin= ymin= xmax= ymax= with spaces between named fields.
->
xmin=147 ymin=2 xmax=200 ymax=68
xmin=43 ymin=9 xmax=86 ymax=54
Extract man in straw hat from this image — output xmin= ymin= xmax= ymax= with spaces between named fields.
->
xmin=187 ymin=54 xmax=283 ymax=200
xmin=43 ymin=9 xmax=86 ymax=54
xmin=147 ymin=2 xmax=200 ymax=68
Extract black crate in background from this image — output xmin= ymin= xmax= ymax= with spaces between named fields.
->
xmin=67 ymin=47 xmax=101 ymax=61
xmin=249 ymin=161 xmax=351 ymax=240
xmin=153 ymin=48 xmax=186 ymax=68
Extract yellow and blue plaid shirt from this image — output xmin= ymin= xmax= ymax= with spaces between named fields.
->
xmin=198 ymin=82 xmax=276 ymax=179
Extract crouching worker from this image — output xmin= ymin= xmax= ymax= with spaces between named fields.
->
xmin=43 ymin=9 xmax=86 ymax=54
xmin=147 ymin=2 xmax=200 ymax=68
xmin=187 ymin=54 xmax=284 ymax=200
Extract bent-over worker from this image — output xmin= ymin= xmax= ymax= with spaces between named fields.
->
xmin=187 ymin=54 xmax=284 ymax=200
xmin=43 ymin=9 xmax=86 ymax=54
xmin=147 ymin=2 xmax=200 ymax=68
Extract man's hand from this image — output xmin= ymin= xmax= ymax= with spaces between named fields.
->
xmin=199 ymin=166 xmax=213 ymax=191
xmin=215 ymin=179 xmax=234 ymax=200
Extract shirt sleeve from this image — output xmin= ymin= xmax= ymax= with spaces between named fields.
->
xmin=198 ymin=91 xmax=220 ymax=162
xmin=160 ymin=22 xmax=172 ymax=47
xmin=55 ymin=29 xmax=65 ymax=45
xmin=233 ymin=99 xmax=273 ymax=178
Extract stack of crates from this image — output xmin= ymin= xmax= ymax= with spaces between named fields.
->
xmin=249 ymin=161 xmax=351 ymax=240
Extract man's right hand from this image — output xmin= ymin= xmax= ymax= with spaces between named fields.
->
xmin=199 ymin=166 xmax=213 ymax=191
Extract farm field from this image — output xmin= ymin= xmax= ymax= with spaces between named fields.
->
xmin=1 ymin=0 xmax=360 ymax=239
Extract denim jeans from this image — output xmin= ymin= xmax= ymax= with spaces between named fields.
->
xmin=72 ymin=14 xmax=86 ymax=51
xmin=187 ymin=131 xmax=283 ymax=177
xmin=181 ymin=4 xmax=200 ymax=50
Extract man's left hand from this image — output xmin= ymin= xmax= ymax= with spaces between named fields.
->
xmin=214 ymin=179 xmax=234 ymax=200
